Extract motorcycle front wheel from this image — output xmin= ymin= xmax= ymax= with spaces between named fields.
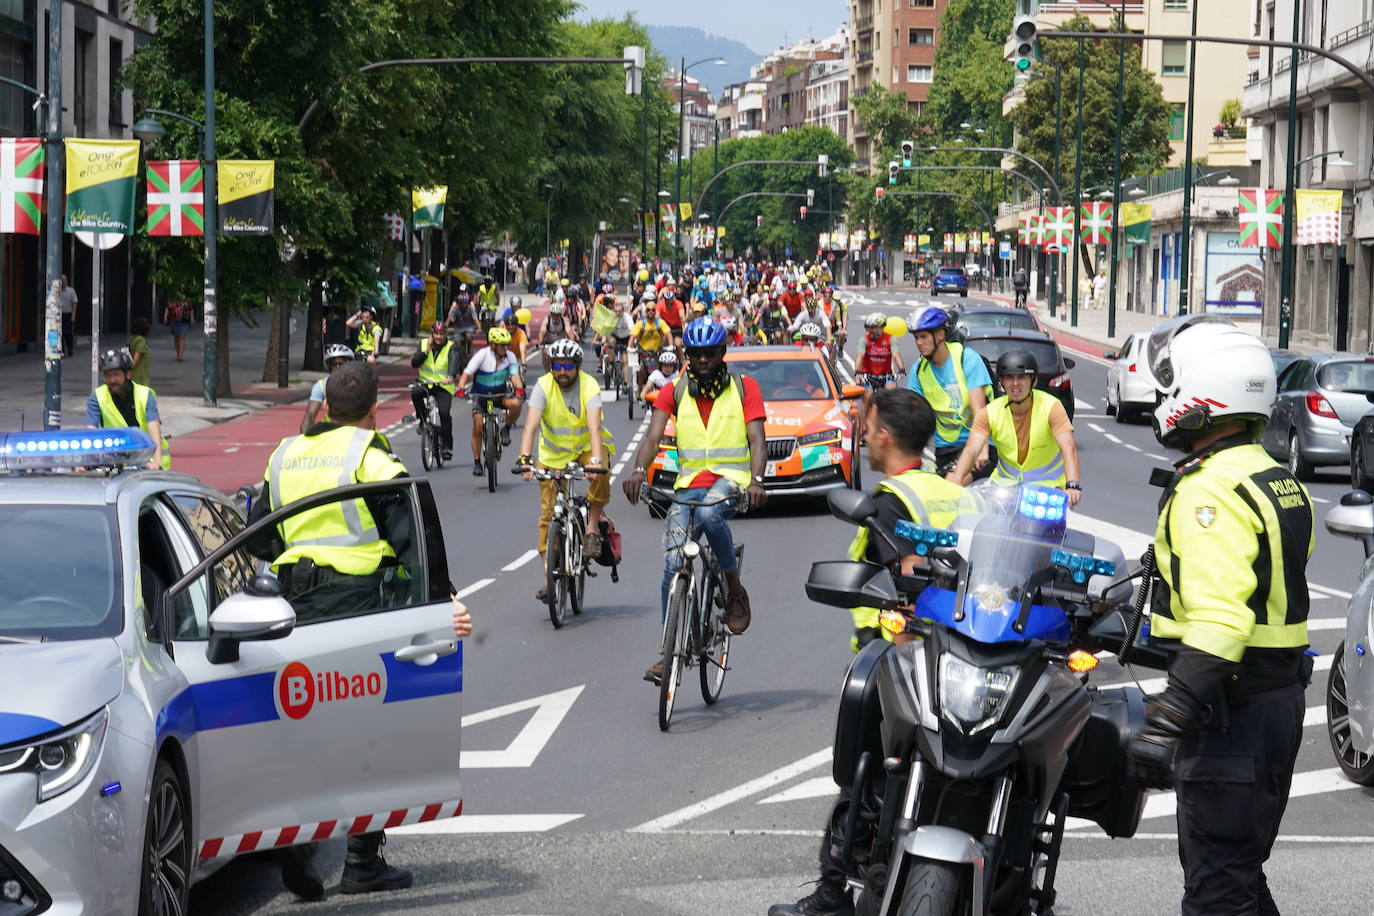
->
xmin=897 ymin=860 xmax=965 ymax=916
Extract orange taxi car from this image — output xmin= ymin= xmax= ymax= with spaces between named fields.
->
xmin=647 ymin=346 xmax=868 ymax=498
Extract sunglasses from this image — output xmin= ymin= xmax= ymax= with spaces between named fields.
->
xmin=551 ymin=361 xmax=579 ymax=371
xmin=685 ymin=347 xmax=725 ymax=359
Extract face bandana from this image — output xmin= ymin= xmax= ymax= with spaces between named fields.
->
xmin=687 ymin=362 xmax=729 ymax=399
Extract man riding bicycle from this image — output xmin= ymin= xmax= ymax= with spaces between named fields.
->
xmin=517 ymin=337 xmax=614 ymax=598
xmin=756 ymin=294 xmax=789 ymax=345
xmin=447 ymin=286 xmax=479 ymax=359
xmin=623 ymin=317 xmax=768 ymax=684
xmin=856 ymin=313 xmax=904 ymax=413
xmin=477 ymin=274 xmax=500 ymax=328
xmin=1012 ymin=266 xmax=1030 ymax=309
xmin=410 ymin=321 xmax=459 ymax=461
xmin=908 ymin=307 xmax=994 ymax=477
xmin=657 ymin=287 xmax=687 ymax=350
xmin=631 ymin=307 xmax=672 ymax=387
xmin=455 ymin=328 xmax=525 ymax=477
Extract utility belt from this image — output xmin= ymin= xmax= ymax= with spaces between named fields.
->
xmin=1159 ymin=640 xmax=1310 ymax=732
xmin=277 ymin=557 xmax=405 ymax=599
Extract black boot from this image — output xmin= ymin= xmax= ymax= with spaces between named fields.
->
xmin=340 ymin=831 xmax=413 ymax=895
xmin=277 ymin=843 xmax=323 ymax=900
xmin=768 ymin=879 xmax=854 ymax=916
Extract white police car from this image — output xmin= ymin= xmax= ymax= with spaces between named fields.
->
xmin=0 ymin=429 xmax=463 ymax=914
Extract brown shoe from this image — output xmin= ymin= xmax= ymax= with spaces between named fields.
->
xmin=643 ymin=658 xmax=664 ymax=684
xmin=725 ymin=589 xmax=751 ymax=635
xmin=536 ymin=585 xmax=548 ymax=601
xmin=583 ymin=530 xmax=603 ymax=559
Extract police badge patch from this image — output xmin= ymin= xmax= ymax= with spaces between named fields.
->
xmin=1195 ymin=506 xmax=1217 ymax=528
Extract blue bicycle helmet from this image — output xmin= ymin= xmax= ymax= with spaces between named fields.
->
xmin=683 ymin=317 xmax=729 ymax=349
xmin=914 ymin=307 xmax=949 ymax=333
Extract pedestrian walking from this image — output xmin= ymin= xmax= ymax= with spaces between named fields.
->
xmin=164 ymin=297 xmax=193 ymax=361
xmin=1092 ymin=269 xmax=1107 ymax=310
xmin=128 ymin=317 xmax=152 ymax=388
xmin=58 ymin=274 xmax=77 ymax=358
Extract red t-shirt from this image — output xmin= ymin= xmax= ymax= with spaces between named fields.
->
xmin=858 ymin=333 xmax=894 ymax=376
xmin=654 ymin=375 xmax=766 ymax=488
xmin=777 ymin=290 xmax=805 ymax=318
xmin=657 ymin=299 xmax=685 ymax=328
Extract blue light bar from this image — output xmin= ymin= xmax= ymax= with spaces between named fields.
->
xmin=1017 ymin=486 xmax=1068 ymax=524
xmin=0 ymin=428 xmax=157 ymax=472
xmin=894 ymin=519 xmax=959 ymax=555
xmin=1051 ymin=548 xmax=1117 ymax=584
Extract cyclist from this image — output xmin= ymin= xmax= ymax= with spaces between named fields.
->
xmin=538 ymin=300 xmax=577 ymax=369
xmin=756 ymin=293 xmax=790 ymax=345
xmin=787 ymin=298 xmax=831 ymax=344
xmin=345 ymin=305 xmax=382 ymax=366
xmin=777 ymin=278 xmax=805 ymax=320
xmin=639 ymin=350 xmax=679 ymax=403
xmin=447 ymin=286 xmax=479 ymax=361
xmin=908 ymin=307 xmax=994 ymax=477
xmin=948 ymin=350 xmax=1080 ymax=505
xmin=516 ymin=337 xmax=614 ymax=596
xmin=1012 ymin=266 xmax=1030 ymax=309
xmin=793 ymin=322 xmax=828 ymax=359
xmin=409 ymin=320 xmax=459 ymax=461
xmin=819 ymin=286 xmax=847 ymax=353
xmin=497 ymin=295 xmax=530 ymax=371
xmin=301 ymin=343 xmax=354 ymax=434
xmin=720 ymin=315 xmax=744 ymax=348
xmin=631 ymin=307 xmax=672 ymax=386
xmin=477 ymin=274 xmax=500 ymax=328
xmin=657 ymin=286 xmax=687 ymax=349
xmin=622 ymin=318 xmax=768 ymax=683
xmin=455 ymin=328 xmax=526 ymax=476
xmin=599 ymin=292 xmax=634 ymax=390
xmin=856 ymin=313 xmax=903 ymax=414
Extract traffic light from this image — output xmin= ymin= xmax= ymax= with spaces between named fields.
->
xmin=817 ymin=154 xmax=829 ymax=178
xmin=756 ymin=214 xmax=763 ymax=228
xmin=901 ymin=140 xmax=913 ymax=169
xmin=806 ymin=187 xmax=815 ymax=206
xmin=888 ymin=161 xmax=899 ymax=186
xmin=799 ymin=205 xmax=808 ymax=219
xmin=875 ymin=186 xmax=884 ymax=202
xmin=1009 ymin=14 xmax=1037 ymax=72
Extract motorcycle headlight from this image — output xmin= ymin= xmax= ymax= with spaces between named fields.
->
xmin=0 ymin=707 xmax=108 ymax=802
xmin=937 ymin=654 xmax=1017 ymax=735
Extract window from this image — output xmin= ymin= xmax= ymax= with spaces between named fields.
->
xmin=907 ymin=65 xmax=933 ymax=83
xmin=909 ymin=28 xmax=934 ymax=45
xmin=1163 ymin=0 xmax=1189 ymax=9
xmin=1168 ymin=104 xmax=1186 ymax=141
xmin=912 ymin=0 xmax=935 ymax=6
xmin=1161 ymin=40 xmax=1188 ymax=76
xmin=108 ymin=38 xmax=124 ymax=127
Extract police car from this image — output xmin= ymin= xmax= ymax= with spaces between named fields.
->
xmin=0 ymin=430 xmax=463 ymax=914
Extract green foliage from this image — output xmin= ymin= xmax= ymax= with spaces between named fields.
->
xmin=851 ymin=84 xmax=920 ymax=156
xmin=1217 ymin=98 xmax=1242 ymax=128
xmin=922 ymin=0 xmax=1015 ymax=142
xmin=1010 ymin=14 xmax=1174 ymax=193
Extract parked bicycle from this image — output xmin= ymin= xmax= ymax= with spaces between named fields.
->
xmin=516 ymin=463 xmax=611 ymax=628
xmin=643 ymin=483 xmax=746 ymax=731
xmin=471 ymin=392 xmax=507 ymax=493
xmin=408 ymin=381 xmax=447 ymax=472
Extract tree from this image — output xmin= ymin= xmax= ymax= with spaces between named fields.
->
xmin=922 ymin=0 xmax=1015 ymax=142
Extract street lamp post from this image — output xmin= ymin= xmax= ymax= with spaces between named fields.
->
xmin=1277 ymin=0 xmax=1301 ymax=350
xmin=543 ymin=183 xmax=556 ymax=265
xmin=1071 ymin=37 xmax=1084 ymax=328
xmin=1107 ymin=2 xmax=1126 ymax=340
xmin=673 ymin=57 xmax=725 ymax=276
xmin=1177 ymin=0 xmax=1201 ymax=315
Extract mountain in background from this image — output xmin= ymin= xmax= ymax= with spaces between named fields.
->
xmin=645 ymin=26 xmax=766 ymax=95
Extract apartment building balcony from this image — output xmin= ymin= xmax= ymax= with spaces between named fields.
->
xmin=854 ymin=15 xmax=873 ymax=36
xmin=856 ymin=50 xmax=873 ymax=68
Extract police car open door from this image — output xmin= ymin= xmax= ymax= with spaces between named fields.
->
xmin=163 ymin=481 xmax=463 ymax=862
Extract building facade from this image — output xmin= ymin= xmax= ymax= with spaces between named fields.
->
xmin=804 ymin=46 xmax=849 ymax=139
xmin=848 ymin=0 xmax=952 ymax=167
xmin=664 ymin=71 xmax=715 ymax=162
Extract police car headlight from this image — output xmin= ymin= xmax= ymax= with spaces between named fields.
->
xmin=0 ymin=707 xmax=108 ymax=802
xmin=937 ymin=654 xmax=1017 ymax=735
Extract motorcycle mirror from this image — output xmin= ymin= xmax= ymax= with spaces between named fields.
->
xmin=1085 ymin=607 xmax=1171 ymax=671
xmin=806 ymin=560 xmax=901 ymax=610
xmin=827 ymin=488 xmax=879 ymax=526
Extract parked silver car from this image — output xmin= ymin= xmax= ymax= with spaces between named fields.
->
xmin=1322 ymin=490 xmax=1374 ymax=785
xmin=1259 ymin=354 xmax=1374 ymax=480
xmin=0 ymin=430 xmax=463 ymax=914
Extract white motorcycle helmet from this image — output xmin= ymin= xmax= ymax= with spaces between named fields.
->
xmin=1141 ymin=315 xmax=1275 ymax=449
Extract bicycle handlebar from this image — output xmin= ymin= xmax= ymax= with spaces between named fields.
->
xmin=642 ymin=482 xmax=746 ymax=511
xmin=511 ymin=463 xmax=609 ymax=480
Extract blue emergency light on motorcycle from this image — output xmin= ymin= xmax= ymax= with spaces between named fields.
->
xmin=0 ymin=428 xmax=157 ymax=472
xmin=1017 ymin=486 xmax=1068 ymax=523
xmin=894 ymin=519 xmax=959 ymax=555
xmin=1050 ymin=548 xmax=1117 ymax=584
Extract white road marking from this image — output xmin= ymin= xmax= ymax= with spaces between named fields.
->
xmin=454 ymin=578 xmax=494 ymax=599
xmin=1310 ymin=495 xmax=1331 ymax=504
xmin=1105 ymin=433 xmax=1123 ymax=444
xmin=1074 ymin=398 xmax=1095 ymax=411
xmin=758 ymin=776 xmax=836 ymax=805
xmin=1146 ymin=452 xmax=1169 ymax=461
xmin=629 ymin=748 xmax=832 ymax=833
xmin=391 ymin=814 xmax=584 ymax=835
xmin=461 ymin=685 xmax=586 ymax=769
xmin=1088 ymin=423 xmax=1104 ymax=433
xmin=501 ymin=549 xmax=540 ymax=572
xmin=1311 ymin=583 xmax=1353 ymax=600
xmin=223 ymin=446 xmax=239 ymax=453
xmin=1075 ymin=413 xmax=1110 ymax=419
xmin=1308 ymin=617 xmax=1347 ymax=629
xmin=1123 ymin=442 xmax=1142 ymax=452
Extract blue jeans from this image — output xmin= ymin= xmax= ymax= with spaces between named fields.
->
xmin=660 ymin=479 xmax=739 ymax=619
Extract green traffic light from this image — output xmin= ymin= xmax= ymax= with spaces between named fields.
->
xmin=902 ymin=158 xmax=911 ymax=168
xmin=888 ymin=176 xmax=897 ymax=185
xmin=1015 ymin=58 xmax=1031 ymax=71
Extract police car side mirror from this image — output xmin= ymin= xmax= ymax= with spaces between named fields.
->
xmin=1325 ymin=490 xmax=1374 ymax=559
xmin=206 ymin=576 xmax=296 ymax=664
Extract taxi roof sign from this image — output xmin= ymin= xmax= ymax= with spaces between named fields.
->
xmin=0 ymin=428 xmax=157 ymax=473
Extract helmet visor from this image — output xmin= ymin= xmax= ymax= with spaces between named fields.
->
xmin=1145 ymin=315 xmax=1232 ymax=390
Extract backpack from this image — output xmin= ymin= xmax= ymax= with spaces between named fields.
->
xmin=169 ymin=301 xmax=192 ymax=323
xmin=594 ymin=514 xmax=623 ymax=581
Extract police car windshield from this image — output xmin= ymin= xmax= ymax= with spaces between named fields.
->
xmin=0 ymin=505 xmax=121 ymax=641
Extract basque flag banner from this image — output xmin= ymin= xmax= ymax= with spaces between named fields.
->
xmin=146 ymin=160 xmax=204 ymax=237
xmin=1237 ymin=188 xmax=1282 ymax=247
xmin=0 ymin=137 xmax=43 ymax=235
xmin=1080 ymin=201 xmax=1112 ymax=245
xmin=1017 ymin=213 xmax=1033 ymax=244
xmin=1042 ymin=206 xmax=1073 ymax=253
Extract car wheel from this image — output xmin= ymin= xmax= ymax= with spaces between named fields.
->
xmin=1105 ymin=383 xmax=1118 ymax=417
xmin=1287 ymin=431 xmax=1314 ymax=481
xmin=1327 ymin=642 xmax=1374 ymax=786
xmin=1353 ymin=439 xmax=1374 ymax=492
xmin=138 ymin=758 xmax=191 ymax=916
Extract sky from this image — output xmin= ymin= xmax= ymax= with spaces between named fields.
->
xmin=572 ymin=0 xmax=848 ymax=55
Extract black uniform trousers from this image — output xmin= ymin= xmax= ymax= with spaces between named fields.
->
xmin=1175 ymin=681 xmax=1304 ymax=916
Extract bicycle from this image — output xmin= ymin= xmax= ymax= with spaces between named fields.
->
xmin=625 ymin=341 xmax=641 ymax=420
xmin=471 ymin=392 xmax=507 ymax=493
xmin=643 ymin=483 xmax=746 ymax=731
xmin=516 ymin=462 xmax=611 ymax=628
xmin=1014 ymin=287 xmax=1029 ymax=310
xmin=408 ymin=381 xmax=447 ymax=472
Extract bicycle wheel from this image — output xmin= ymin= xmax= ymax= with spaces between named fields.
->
xmin=659 ymin=574 xmax=690 ymax=731
xmin=567 ymin=521 xmax=586 ymax=616
xmin=484 ymin=417 xmax=499 ymax=493
xmin=420 ymin=422 xmax=437 ymax=472
xmin=545 ymin=522 xmax=569 ymax=629
xmin=699 ymin=568 xmax=731 ymax=704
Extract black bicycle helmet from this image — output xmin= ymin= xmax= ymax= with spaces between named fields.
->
xmin=995 ymin=350 xmax=1039 ymax=378
xmin=99 ymin=348 xmax=132 ymax=371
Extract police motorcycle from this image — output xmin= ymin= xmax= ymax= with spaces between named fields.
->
xmin=805 ymin=481 xmax=1165 ymax=916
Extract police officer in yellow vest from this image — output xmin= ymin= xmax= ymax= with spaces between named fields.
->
xmin=948 ymin=350 xmax=1081 ymax=507
xmin=86 ymin=348 xmax=169 ymax=470
xmin=409 ymin=320 xmax=458 ymax=460
xmin=516 ymin=337 xmax=614 ymax=598
xmin=1125 ymin=316 xmax=1312 ymax=916
xmin=346 ymin=305 xmax=382 ymax=366
xmin=907 ymin=307 xmax=994 ymax=477
xmin=248 ymin=359 xmax=473 ymax=900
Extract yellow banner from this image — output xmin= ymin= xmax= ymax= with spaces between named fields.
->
xmin=218 ymin=160 xmax=275 ymax=205
xmin=918 ymin=233 xmax=930 ymax=247
xmin=679 ymin=201 xmax=693 ymax=220
xmin=1121 ymin=202 xmax=1152 ymax=226
xmin=1295 ymin=189 xmax=1342 ymax=221
xmin=65 ymin=139 xmax=139 ymax=194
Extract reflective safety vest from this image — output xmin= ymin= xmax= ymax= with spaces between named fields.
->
xmin=847 ymin=469 xmax=971 ymax=647
xmin=478 ymin=284 xmax=499 ymax=307
xmin=536 ymin=371 xmax=615 ymax=466
xmin=915 ymin=343 xmax=988 ymax=445
xmin=987 ymin=390 xmax=1066 ymax=488
xmin=674 ymin=376 xmax=751 ymax=489
xmin=417 ymin=339 xmax=455 ymax=394
xmin=95 ymin=382 xmax=170 ymax=469
xmin=266 ymin=426 xmax=404 ymax=575
xmin=356 ymin=324 xmax=382 ymax=354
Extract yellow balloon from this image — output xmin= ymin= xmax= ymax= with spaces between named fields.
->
xmin=515 ymin=308 xmax=532 ymax=325
xmin=637 ymin=268 xmax=650 ymax=282
xmin=885 ymin=316 xmax=908 ymax=338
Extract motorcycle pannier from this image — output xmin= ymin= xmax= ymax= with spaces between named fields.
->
xmin=1061 ymin=686 xmax=1149 ymax=838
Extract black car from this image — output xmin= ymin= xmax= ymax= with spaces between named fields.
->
xmin=960 ymin=327 xmax=1077 ymax=420
xmin=946 ymin=304 xmax=1040 ymax=339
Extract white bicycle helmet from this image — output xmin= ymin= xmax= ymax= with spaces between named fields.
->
xmin=642 ymin=287 xmax=657 ymax=302
xmin=864 ymin=312 xmax=887 ymax=329
xmin=657 ymin=350 xmax=679 ymax=367
xmin=324 ymin=343 xmax=354 ymax=362
xmin=1141 ymin=315 xmax=1275 ymax=448
xmin=549 ymin=301 xmax=566 ymax=315
xmin=799 ymin=321 xmax=822 ymax=339
xmin=545 ymin=338 xmax=583 ymax=363
xmin=720 ymin=316 xmax=737 ymax=331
